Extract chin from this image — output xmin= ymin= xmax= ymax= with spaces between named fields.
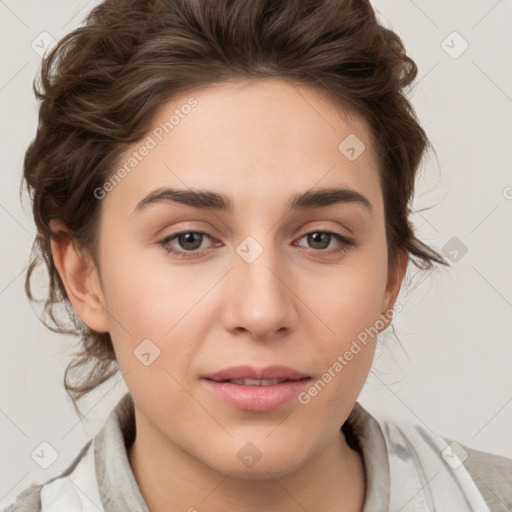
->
xmin=203 ymin=442 xmax=309 ymax=481
xmin=224 ymin=461 xmax=305 ymax=481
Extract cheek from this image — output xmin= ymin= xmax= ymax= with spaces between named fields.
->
xmin=98 ymin=243 xmax=217 ymax=373
xmin=321 ymin=281 xmax=381 ymax=378
xmin=317 ymin=257 xmax=388 ymax=338
xmin=304 ymin=251 xmax=388 ymax=396
xmin=302 ymin=282 xmax=382 ymax=421
xmin=99 ymin=241 xmax=195 ymax=331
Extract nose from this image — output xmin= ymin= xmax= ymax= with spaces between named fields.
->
xmin=222 ymin=238 xmax=298 ymax=341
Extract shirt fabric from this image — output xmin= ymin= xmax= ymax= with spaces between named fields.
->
xmin=4 ymin=392 xmax=512 ymax=511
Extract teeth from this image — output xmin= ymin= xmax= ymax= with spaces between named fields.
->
xmin=228 ymin=378 xmax=287 ymax=386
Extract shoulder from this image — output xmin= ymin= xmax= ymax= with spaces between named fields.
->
xmin=446 ymin=437 xmax=512 ymax=512
xmin=3 ymin=393 xmax=134 ymax=512
xmin=2 ymin=484 xmax=42 ymax=512
xmin=2 ymin=439 xmax=94 ymax=512
xmin=357 ymin=403 xmax=512 ymax=511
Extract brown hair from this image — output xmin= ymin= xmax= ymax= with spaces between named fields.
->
xmin=22 ymin=0 xmax=448 ymax=415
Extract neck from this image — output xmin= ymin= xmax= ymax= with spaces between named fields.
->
xmin=127 ymin=411 xmax=366 ymax=512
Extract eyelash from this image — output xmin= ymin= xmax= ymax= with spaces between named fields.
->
xmin=158 ymin=230 xmax=355 ymax=259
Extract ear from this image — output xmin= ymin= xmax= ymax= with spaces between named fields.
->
xmin=378 ymin=248 xmax=409 ymax=331
xmin=49 ymin=219 xmax=109 ymax=333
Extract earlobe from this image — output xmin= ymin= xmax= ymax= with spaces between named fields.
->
xmin=49 ymin=219 xmax=109 ymax=333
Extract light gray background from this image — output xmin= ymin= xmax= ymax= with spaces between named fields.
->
xmin=1 ymin=0 xmax=511 ymax=507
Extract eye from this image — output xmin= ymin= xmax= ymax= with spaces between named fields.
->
xmin=159 ymin=231 xmax=216 ymax=259
xmin=295 ymin=231 xmax=354 ymax=254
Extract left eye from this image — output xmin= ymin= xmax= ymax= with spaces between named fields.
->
xmin=296 ymin=231 xmax=352 ymax=251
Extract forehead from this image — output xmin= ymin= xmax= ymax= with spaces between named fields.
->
xmin=102 ymin=78 xmax=382 ymax=216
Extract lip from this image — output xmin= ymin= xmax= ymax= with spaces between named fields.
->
xmin=201 ymin=365 xmax=311 ymax=412
xmin=201 ymin=364 xmax=309 ymax=382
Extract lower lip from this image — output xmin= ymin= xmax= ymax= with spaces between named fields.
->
xmin=201 ymin=378 xmax=311 ymax=412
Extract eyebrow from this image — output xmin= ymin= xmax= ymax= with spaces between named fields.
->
xmin=132 ymin=186 xmax=373 ymax=215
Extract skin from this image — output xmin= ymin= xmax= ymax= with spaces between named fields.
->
xmin=50 ymin=78 xmax=408 ymax=511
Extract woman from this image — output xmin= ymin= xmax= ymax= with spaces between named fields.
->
xmin=6 ymin=0 xmax=511 ymax=510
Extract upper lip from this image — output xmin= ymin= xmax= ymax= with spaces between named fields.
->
xmin=202 ymin=365 xmax=310 ymax=382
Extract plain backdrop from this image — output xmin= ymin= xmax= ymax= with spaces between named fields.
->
xmin=1 ymin=0 xmax=511 ymax=507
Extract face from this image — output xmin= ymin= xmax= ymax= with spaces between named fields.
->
xmin=65 ymin=78 xmax=405 ymax=478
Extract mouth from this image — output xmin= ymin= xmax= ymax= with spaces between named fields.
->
xmin=200 ymin=365 xmax=311 ymax=412
xmin=201 ymin=364 xmax=310 ymax=382
xmin=205 ymin=377 xmax=310 ymax=386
